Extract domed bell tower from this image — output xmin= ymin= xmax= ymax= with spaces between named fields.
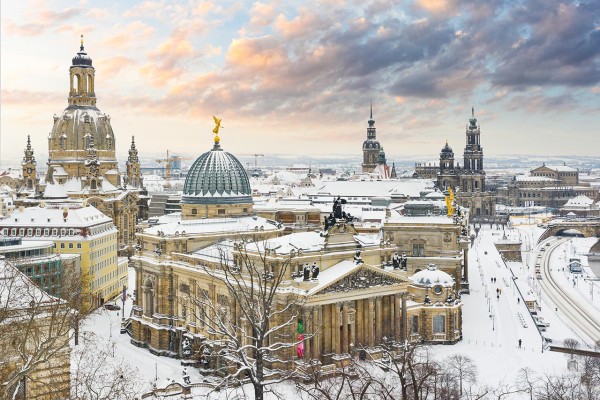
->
xmin=46 ymin=36 xmax=118 ymax=186
xmin=69 ymin=35 xmax=96 ymax=107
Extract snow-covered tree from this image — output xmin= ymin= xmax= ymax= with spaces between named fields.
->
xmin=186 ymin=238 xmax=309 ymax=400
xmin=0 ymin=261 xmax=72 ymax=399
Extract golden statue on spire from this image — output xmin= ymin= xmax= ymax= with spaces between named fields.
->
xmin=212 ymin=116 xmax=223 ymax=144
xmin=445 ymin=186 xmax=455 ymax=216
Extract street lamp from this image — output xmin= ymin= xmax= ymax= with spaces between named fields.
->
xmin=583 ymin=278 xmax=600 ymax=301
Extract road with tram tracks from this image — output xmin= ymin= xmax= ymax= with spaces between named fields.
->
xmin=538 ymin=237 xmax=600 ymax=343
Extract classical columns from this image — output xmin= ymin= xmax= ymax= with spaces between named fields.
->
xmin=342 ymin=302 xmax=349 ymax=354
xmin=304 ymin=307 xmax=311 ymax=359
xmin=367 ymin=298 xmax=375 ymax=347
xmin=312 ymin=306 xmax=321 ymax=359
xmin=375 ymin=296 xmax=383 ymax=344
xmin=463 ymin=247 xmax=469 ymax=283
xmin=333 ymin=303 xmax=341 ymax=354
xmin=323 ymin=305 xmax=331 ymax=353
xmin=356 ymin=299 xmax=363 ymax=346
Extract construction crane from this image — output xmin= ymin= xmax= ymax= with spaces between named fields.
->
xmin=156 ymin=150 xmax=191 ymax=189
xmin=244 ymin=154 xmax=264 ymax=168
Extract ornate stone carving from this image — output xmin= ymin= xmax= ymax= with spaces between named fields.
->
xmin=320 ymin=268 xmax=403 ymax=295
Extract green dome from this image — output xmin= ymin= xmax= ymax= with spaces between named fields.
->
xmin=182 ymin=143 xmax=252 ymax=205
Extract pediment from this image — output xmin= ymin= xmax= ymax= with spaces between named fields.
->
xmin=314 ymin=264 xmax=406 ymax=296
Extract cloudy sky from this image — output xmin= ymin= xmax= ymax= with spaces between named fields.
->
xmin=1 ymin=0 xmax=599 ymax=164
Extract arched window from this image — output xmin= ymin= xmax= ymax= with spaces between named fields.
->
xmin=87 ymin=74 xmax=94 ymax=93
xmin=90 ymin=180 xmax=97 ymax=190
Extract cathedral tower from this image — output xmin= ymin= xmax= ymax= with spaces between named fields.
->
xmin=460 ymin=107 xmax=485 ymax=193
xmin=463 ymin=107 xmax=484 ymax=173
xmin=361 ymin=104 xmax=381 ymax=173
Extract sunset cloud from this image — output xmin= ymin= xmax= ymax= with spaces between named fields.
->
xmin=1 ymin=0 xmax=599 ymax=158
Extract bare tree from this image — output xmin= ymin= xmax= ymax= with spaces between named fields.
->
xmin=295 ymin=359 xmax=393 ymax=400
xmin=444 ymin=354 xmax=478 ymax=396
xmin=70 ymin=332 xmax=148 ymax=399
xmin=185 ymin=238 xmax=310 ymax=400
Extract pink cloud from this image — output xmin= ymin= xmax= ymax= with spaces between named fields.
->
xmin=140 ymin=28 xmax=195 ymax=86
xmin=247 ymin=1 xmax=279 ymax=33
xmin=227 ymin=37 xmax=287 ymax=69
xmin=5 ymin=4 xmax=84 ymax=36
xmin=103 ymin=21 xmax=155 ymax=49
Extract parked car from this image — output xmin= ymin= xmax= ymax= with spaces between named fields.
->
xmin=104 ymin=302 xmax=121 ymax=311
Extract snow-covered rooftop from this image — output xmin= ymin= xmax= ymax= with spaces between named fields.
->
xmin=142 ymin=215 xmax=282 ymax=236
xmin=410 ymin=264 xmax=454 ymax=287
xmin=307 ymin=179 xmax=432 ymax=198
xmin=0 ymin=204 xmax=112 ymax=228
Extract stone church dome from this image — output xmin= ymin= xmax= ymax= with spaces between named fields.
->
xmin=182 ymin=142 xmax=252 ymax=205
xmin=72 ymin=47 xmax=92 ymax=67
xmin=441 ymin=142 xmax=453 ymax=154
xmin=411 ymin=264 xmax=454 ymax=287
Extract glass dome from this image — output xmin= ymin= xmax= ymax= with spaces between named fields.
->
xmin=181 ymin=143 xmax=252 ymax=205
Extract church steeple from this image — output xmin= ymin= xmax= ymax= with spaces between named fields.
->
xmin=21 ymin=135 xmax=38 ymax=192
xmin=362 ymin=103 xmax=382 ymax=173
xmin=126 ymin=136 xmax=143 ymax=188
xmin=68 ymin=35 xmax=96 ymax=107
xmin=22 ymin=135 xmax=36 ymax=164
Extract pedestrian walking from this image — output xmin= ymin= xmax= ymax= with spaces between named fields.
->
xmin=518 ymin=339 xmax=522 ymax=349
xmin=517 ymin=298 xmax=520 ymax=304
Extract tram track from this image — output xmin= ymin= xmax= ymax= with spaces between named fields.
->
xmin=538 ymin=238 xmax=600 ymax=342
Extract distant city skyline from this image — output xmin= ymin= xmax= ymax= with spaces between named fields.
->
xmin=1 ymin=0 xmax=599 ymax=164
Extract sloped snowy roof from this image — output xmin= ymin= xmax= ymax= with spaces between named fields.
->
xmin=257 ymin=231 xmax=325 ymax=254
xmin=0 ymin=204 xmax=112 ymax=228
xmin=563 ymin=195 xmax=593 ymax=207
xmin=0 ymin=259 xmax=65 ymax=310
xmin=545 ymin=165 xmax=577 ymax=172
xmin=516 ymin=176 xmax=558 ymax=182
xmin=410 ymin=264 xmax=454 ymax=287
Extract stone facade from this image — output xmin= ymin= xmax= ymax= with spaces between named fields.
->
xmin=413 ymin=108 xmax=495 ymax=217
xmin=496 ymin=164 xmax=595 ymax=208
xmin=130 ymin=222 xmax=463 ymax=369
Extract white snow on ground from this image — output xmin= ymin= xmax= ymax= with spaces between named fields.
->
xmin=75 ymin=214 xmax=600 ymax=398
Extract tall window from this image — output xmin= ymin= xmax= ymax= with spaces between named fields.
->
xmin=410 ymin=315 xmax=419 ymax=334
xmin=412 ymin=243 xmax=425 ymax=257
xmin=433 ymin=315 xmax=446 ymax=334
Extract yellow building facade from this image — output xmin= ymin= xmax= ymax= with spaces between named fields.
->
xmin=0 ymin=203 xmax=124 ymax=306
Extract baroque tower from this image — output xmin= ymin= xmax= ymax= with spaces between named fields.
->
xmin=46 ymin=36 xmax=118 ymax=185
xmin=20 ymin=135 xmax=37 ymax=193
xmin=361 ymin=104 xmax=381 ymax=173
xmin=126 ymin=136 xmax=143 ymax=188
xmin=460 ymin=107 xmax=485 ymax=193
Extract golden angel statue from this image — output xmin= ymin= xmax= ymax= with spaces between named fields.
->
xmin=446 ymin=186 xmax=455 ymax=216
xmin=212 ymin=116 xmax=223 ymax=143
